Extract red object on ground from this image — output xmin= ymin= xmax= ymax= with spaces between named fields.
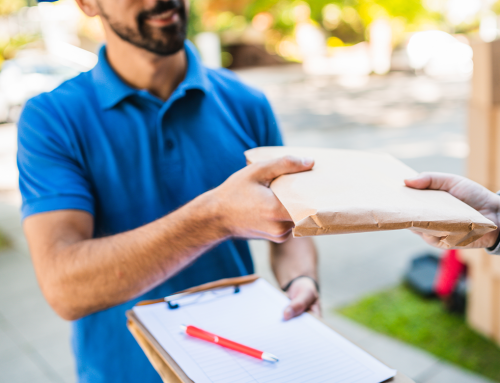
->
xmin=434 ymin=249 xmax=466 ymax=297
xmin=182 ymin=325 xmax=278 ymax=362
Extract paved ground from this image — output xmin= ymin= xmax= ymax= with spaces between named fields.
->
xmin=0 ymin=67 xmax=497 ymax=383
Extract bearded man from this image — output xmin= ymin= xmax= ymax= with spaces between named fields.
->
xmin=17 ymin=0 xmax=320 ymax=382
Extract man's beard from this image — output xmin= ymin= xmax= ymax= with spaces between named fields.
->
xmin=99 ymin=0 xmax=187 ymax=56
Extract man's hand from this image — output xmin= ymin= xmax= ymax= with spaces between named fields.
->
xmin=405 ymin=172 xmax=500 ymax=249
xmin=283 ymin=277 xmax=320 ymax=320
xmin=212 ymin=155 xmax=314 ymax=243
xmin=269 ymin=235 xmax=320 ymax=320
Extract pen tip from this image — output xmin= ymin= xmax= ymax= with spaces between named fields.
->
xmin=179 ymin=324 xmax=187 ymax=333
xmin=262 ymin=352 xmax=279 ymax=363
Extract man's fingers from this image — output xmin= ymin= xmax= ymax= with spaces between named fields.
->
xmin=260 ymin=226 xmax=293 ymax=243
xmin=404 ymin=172 xmax=464 ymax=192
xmin=309 ymin=301 xmax=322 ymax=317
xmin=283 ymin=289 xmax=317 ymax=320
xmin=270 ymin=230 xmax=294 ymax=244
xmin=269 ymin=199 xmax=293 ymax=221
xmin=253 ymin=156 xmax=314 ymax=186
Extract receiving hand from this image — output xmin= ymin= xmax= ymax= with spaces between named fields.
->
xmin=405 ymin=172 xmax=500 ymax=249
xmin=283 ymin=277 xmax=321 ymax=320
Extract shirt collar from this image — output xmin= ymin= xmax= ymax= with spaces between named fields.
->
xmin=91 ymin=40 xmax=211 ymax=110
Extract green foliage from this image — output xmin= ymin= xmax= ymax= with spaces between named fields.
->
xmin=339 ymin=285 xmax=500 ymax=382
xmin=368 ymin=0 xmax=426 ymax=21
xmin=188 ymin=1 xmax=203 ymax=38
xmin=0 ymin=0 xmax=38 ymax=66
xmin=190 ymin=0 xmax=439 ymax=50
xmin=244 ymin=0 xmax=281 ymax=17
xmin=0 ymin=33 xmax=37 ymax=66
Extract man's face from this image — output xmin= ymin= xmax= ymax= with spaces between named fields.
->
xmin=97 ymin=0 xmax=187 ymax=56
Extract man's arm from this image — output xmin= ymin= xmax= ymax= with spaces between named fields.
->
xmin=270 ymin=237 xmax=320 ymax=320
xmin=24 ymin=156 xmax=314 ymax=321
xmin=405 ymin=172 xmax=500 ymax=249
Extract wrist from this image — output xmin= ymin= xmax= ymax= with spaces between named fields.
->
xmin=493 ymin=192 xmax=500 ymax=227
xmin=487 ymin=192 xmax=500 ymax=249
xmin=282 ymin=275 xmax=320 ymax=293
xmin=190 ymin=190 xmax=232 ymax=242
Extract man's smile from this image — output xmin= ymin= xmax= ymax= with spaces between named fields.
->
xmin=145 ymin=8 xmax=179 ymax=27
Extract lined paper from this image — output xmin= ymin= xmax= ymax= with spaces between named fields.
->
xmin=133 ymin=279 xmax=396 ymax=383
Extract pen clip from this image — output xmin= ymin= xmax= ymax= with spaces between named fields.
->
xmin=165 ymin=285 xmax=240 ymax=310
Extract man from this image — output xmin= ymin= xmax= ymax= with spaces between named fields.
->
xmin=405 ymin=172 xmax=500 ymax=251
xmin=17 ymin=0 xmax=320 ymax=381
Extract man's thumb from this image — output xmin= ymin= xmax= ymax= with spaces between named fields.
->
xmin=254 ymin=155 xmax=314 ymax=186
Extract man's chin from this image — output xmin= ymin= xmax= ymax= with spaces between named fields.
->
xmin=107 ymin=17 xmax=186 ymax=56
xmin=142 ymin=35 xmax=186 ymax=56
xmin=136 ymin=22 xmax=186 ymax=56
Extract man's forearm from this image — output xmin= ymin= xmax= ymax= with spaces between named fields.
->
xmin=270 ymin=237 xmax=317 ymax=287
xmin=26 ymin=191 xmax=228 ymax=320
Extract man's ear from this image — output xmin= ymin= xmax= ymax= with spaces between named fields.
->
xmin=75 ymin=0 xmax=100 ymax=17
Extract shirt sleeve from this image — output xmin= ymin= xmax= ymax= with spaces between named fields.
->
xmin=258 ymin=94 xmax=284 ymax=147
xmin=17 ymin=97 xmax=94 ymax=220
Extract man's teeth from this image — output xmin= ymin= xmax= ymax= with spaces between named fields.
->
xmin=149 ymin=10 xmax=175 ymax=20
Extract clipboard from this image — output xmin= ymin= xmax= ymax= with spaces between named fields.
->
xmin=126 ymin=275 xmax=414 ymax=383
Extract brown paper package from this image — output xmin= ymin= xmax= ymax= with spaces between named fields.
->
xmin=245 ymin=147 xmax=497 ymax=248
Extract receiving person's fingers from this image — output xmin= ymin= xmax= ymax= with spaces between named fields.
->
xmin=412 ymin=230 xmax=446 ymax=248
xmin=409 ymin=229 xmax=425 ymax=239
xmin=404 ymin=172 xmax=464 ymax=192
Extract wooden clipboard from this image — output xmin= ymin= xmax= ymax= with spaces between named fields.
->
xmin=126 ymin=275 xmax=414 ymax=383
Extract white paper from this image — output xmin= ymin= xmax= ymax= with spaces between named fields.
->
xmin=133 ymin=279 xmax=396 ymax=383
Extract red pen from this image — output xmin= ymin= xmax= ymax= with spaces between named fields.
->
xmin=180 ymin=325 xmax=279 ymax=362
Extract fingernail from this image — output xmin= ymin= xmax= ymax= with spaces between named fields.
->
xmin=302 ymin=157 xmax=314 ymax=166
xmin=284 ymin=307 xmax=293 ymax=319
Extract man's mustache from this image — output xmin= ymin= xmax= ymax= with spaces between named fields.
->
xmin=138 ymin=0 xmax=183 ymax=20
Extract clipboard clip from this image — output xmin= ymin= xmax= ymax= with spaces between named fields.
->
xmin=165 ymin=285 xmax=241 ymax=310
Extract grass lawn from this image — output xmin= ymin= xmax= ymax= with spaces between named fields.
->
xmin=0 ymin=230 xmax=9 ymax=251
xmin=338 ymin=285 xmax=500 ymax=382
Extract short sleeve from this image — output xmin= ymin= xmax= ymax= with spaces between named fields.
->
xmin=251 ymin=91 xmax=283 ymax=146
xmin=259 ymin=95 xmax=283 ymax=147
xmin=17 ymin=97 xmax=94 ymax=220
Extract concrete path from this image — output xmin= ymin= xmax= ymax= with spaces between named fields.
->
xmin=0 ymin=203 xmax=73 ymax=383
xmin=0 ymin=69 xmax=497 ymax=382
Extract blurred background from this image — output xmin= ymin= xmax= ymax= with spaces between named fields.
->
xmin=1 ymin=0 xmax=500 ymax=382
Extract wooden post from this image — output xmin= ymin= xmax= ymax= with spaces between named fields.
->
xmin=467 ymin=40 xmax=500 ymax=345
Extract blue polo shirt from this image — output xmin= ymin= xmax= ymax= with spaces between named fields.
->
xmin=17 ymin=41 xmax=282 ymax=383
